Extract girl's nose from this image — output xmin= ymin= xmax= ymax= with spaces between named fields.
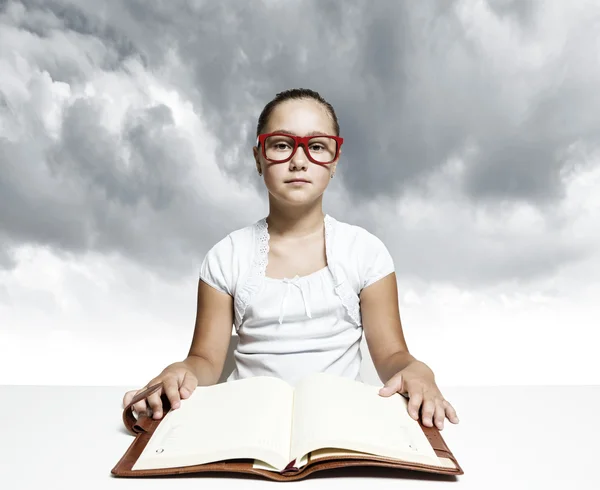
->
xmin=290 ymin=145 xmax=309 ymax=169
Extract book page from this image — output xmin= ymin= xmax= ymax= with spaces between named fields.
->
xmin=132 ymin=376 xmax=294 ymax=472
xmin=290 ymin=373 xmax=442 ymax=467
xmin=310 ymin=448 xmax=457 ymax=469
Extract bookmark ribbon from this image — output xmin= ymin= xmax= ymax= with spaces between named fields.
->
xmin=281 ymin=458 xmax=299 ymax=474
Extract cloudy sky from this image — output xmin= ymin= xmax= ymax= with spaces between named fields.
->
xmin=1 ymin=0 xmax=599 ymax=387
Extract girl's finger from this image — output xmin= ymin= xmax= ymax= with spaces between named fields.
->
xmin=147 ymin=390 xmax=165 ymax=419
xmin=122 ymin=390 xmax=136 ymax=408
xmin=406 ymin=391 xmax=423 ymax=421
xmin=443 ymin=399 xmax=460 ymax=424
xmin=434 ymin=398 xmax=446 ymax=430
xmin=180 ymin=371 xmax=198 ymax=399
xmin=132 ymin=399 xmax=148 ymax=418
xmin=162 ymin=377 xmax=182 ymax=410
xmin=379 ymin=373 xmax=403 ymax=396
xmin=128 ymin=388 xmax=150 ymax=417
xmin=420 ymin=397 xmax=436 ymax=427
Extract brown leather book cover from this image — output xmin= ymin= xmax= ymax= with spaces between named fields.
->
xmin=111 ymin=382 xmax=464 ymax=481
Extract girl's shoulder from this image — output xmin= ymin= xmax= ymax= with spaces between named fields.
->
xmin=199 ymin=219 xmax=259 ymax=295
xmin=205 ymin=218 xmax=260 ymax=256
xmin=328 ymin=216 xmax=395 ymax=291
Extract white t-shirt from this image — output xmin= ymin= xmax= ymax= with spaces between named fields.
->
xmin=199 ymin=214 xmax=395 ymax=386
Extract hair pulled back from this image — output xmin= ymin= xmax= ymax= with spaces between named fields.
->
xmin=256 ymin=88 xmax=340 ymax=138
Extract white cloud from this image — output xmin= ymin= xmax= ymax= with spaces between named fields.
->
xmin=1 ymin=0 xmax=599 ymax=387
xmin=2 ymin=146 xmax=598 ymax=387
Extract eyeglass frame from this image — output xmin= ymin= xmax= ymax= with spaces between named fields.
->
xmin=256 ymin=132 xmax=344 ymax=165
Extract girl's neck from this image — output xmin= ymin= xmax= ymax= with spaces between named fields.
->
xmin=266 ymin=200 xmax=325 ymax=239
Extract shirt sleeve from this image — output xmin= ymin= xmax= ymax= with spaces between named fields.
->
xmin=359 ymin=230 xmax=395 ymax=291
xmin=199 ymin=235 xmax=234 ymax=296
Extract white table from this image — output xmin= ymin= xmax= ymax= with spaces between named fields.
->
xmin=1 ymin=385 xmax=598 ymax=489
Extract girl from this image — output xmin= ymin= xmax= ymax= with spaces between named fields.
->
xmin=123 ymin=88 xmax=459 ymax=432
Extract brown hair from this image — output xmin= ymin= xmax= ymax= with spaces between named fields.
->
xmin=256 ymin=88 xmax=340 ymax=138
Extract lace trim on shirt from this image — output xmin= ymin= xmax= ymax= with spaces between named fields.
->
xmin=234 ymin=215 xmax=361 ymax=329
xmin=234 ymin=217 xmax=269 ymax=331
xmin=325 ymin=215 xmax=362 ymax=326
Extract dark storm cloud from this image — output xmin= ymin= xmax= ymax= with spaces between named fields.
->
xmin=48 ymin=100 xmax=180 ymax=211
xmin=0 ymin=233 xmax=16 ymax=269
xmin=79 ymin=0 xmax=600 ymax=205
xmin=3 ymin=0 xmax=143 ymax=84
xmin=0 ymin=93 xmax=244 ymax=277
xmin=487 ymin=0 xmax=536 ymax=25
xmin=0 ymin=0 xmax=253 ymax=277
xmin=1 ymin=0 xmax=598 ymax=285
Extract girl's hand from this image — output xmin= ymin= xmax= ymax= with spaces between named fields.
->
xmin=378 ymin=361 xmax=459 ymax=430
xmin=122 ymin=362 xmax=198 ymax=420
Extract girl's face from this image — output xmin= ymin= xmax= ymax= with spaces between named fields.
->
xmin=254 ymin=98 xmax=340 ymax=207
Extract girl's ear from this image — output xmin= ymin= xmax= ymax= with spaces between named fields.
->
xmin=333 ymin=148 xmax=342 ymax=166
xmin=332 ymin=148 xmax=341 ymax=173
xmin=253 ymin=146 xmax=262 ymax=174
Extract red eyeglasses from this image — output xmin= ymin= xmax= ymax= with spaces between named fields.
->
xmin=257 ymin=132 xmax=344 ymax=165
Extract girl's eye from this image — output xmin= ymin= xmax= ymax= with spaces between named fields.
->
xmin=310 ymin=144 xmax=325 ymax=152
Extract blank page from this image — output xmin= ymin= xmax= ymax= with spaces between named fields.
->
xmin=290 ymin=373 xmax=442 ymax=466
xmin=133 ymin=376 xmax=294 ymax=471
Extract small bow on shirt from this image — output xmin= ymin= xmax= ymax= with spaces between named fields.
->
xmin=279 ymin=276 xmax=312 ymax=325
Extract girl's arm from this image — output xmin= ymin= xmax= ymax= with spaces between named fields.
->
xmin=122 ymin=278 xmax=234 ymax=419
xmin=360 ymin=272 xmax=416 ymax=380
xmin=360 ymin=272 xmax=459 ymax=430
xmin=184 ymin=278 xmax=235 ymax=386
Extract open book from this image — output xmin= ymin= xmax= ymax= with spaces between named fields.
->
xmin=112 ymin=373 xmax=463 ymax=481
